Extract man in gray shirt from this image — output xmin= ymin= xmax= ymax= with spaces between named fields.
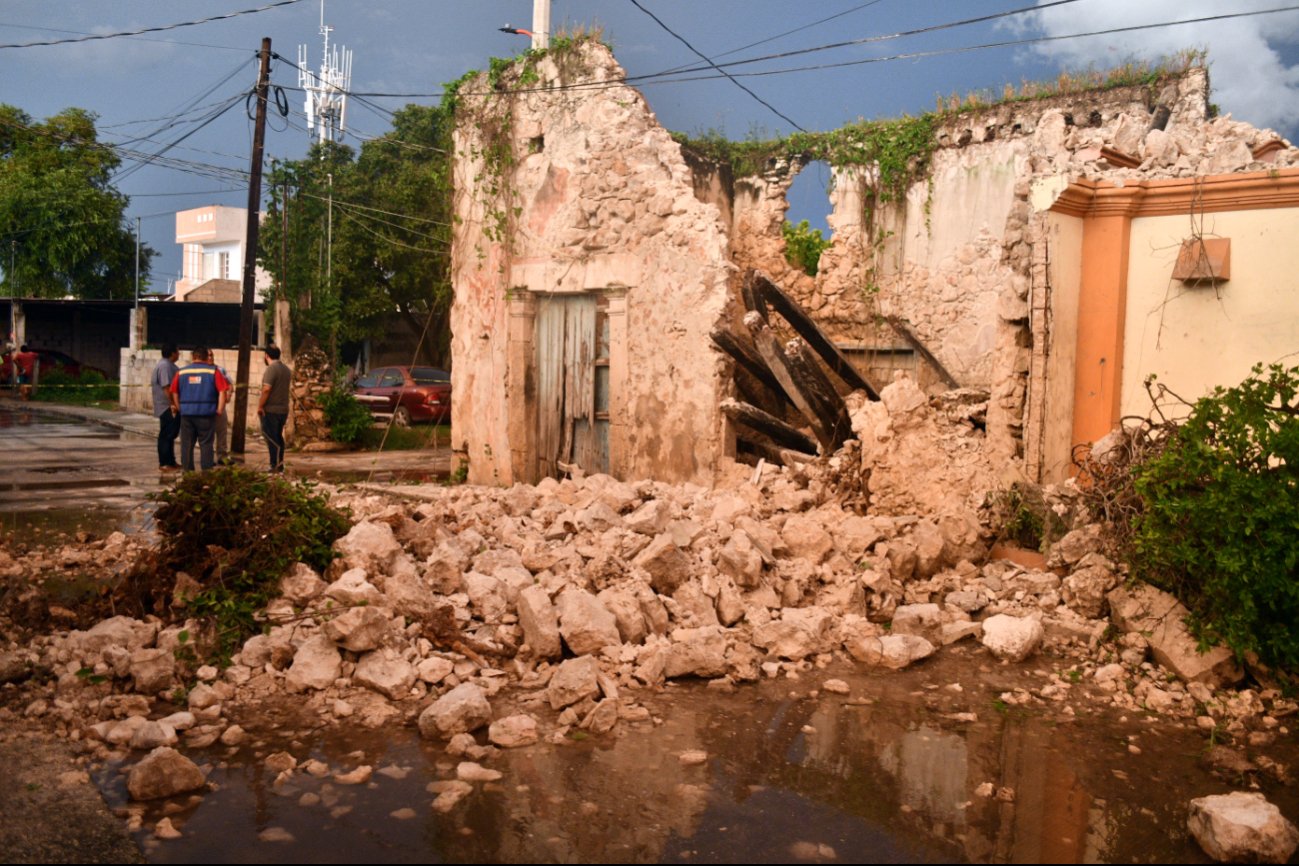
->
xmin=152 ymin=344 xmax=181 ymax=471
xmin=256 ymin=345 xmax=292 ymax=472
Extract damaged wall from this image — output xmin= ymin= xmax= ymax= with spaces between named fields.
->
xmin=450 ymin=40 xmax=734 ymax=486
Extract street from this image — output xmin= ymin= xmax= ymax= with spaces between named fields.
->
xmin=0 ymin=403 xmax=162 ymax=542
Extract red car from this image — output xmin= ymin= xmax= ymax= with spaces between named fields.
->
xmin=352 ymin=365 xmax=451 ymax=425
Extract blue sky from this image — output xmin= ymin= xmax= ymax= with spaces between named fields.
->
xmin=3 ymin=0 xmax=1298 ymax=290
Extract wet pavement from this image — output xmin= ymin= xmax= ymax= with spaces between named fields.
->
xmin=0 ymin=402 xmax=450 ymax=543
xmin=95 ymin=652 xmax=1298 ymax=864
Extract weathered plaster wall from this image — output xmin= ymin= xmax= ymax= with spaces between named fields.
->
xmin=1036 ymin=212 xmax=1084 ymax=483
xmin=1121 ymin=206 xmax=1299 ymax=418
xmin=451 ymin=41 xmax=734 ymax=486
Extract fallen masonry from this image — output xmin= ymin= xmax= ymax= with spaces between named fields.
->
xmin=0 ymin=449 xmax=1296 ymax=857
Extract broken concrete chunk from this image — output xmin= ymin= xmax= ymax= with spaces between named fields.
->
xmin=375 ymin=554 xmax=438 ymax=620
xmin=324 ymin=568 xmax=385 ymax=607
xmin=418 ymin=683 xmax=492 ymax=739
xmin=556 ymin=588 xmax=621 ymax=656
xmin=1188 ymin=791 xmax=1299 ymax=864
xmin=890 ymin=603 xmax=943 ymax=646
xmin=979 ymin=614 xmax=1044 ymax=663
xmin=488 ymin=714 xmax=539 ymax=748
xmin=280 ymin=562 xmax=327 ymax=605
xmin=72 ymin=616 xmax=157 ymax=656
xmin=752 ymin=607 xmax=837 ymax=660
xmin=632 ymin=534 xmax=693 ymax=595
xmin=129 ymin=648 xmax=175 ymax=695
xmin=665 ymin=626 xmax=728 ymax=679
xmin=1108 ymin=585 xmax=1243 ymax=687
xmin=718 ymin=530 xmax=764 ymax=588
xmin=321 ymin=605 xmax=392 ymax=653
xmin=424 ymin=539 xmax=473 ymax=595
xmin=354 ymin=652 xmax=417 ymax=700
xmin=335 ymin=520 xmax=404 ymax=574
xmin=285 ymin=634 xmax=342 ymax=692
xmin=127 ymin=747 xmax=206 ymax=801
xmin=597 ymin=587 xmax=648 ymax=645
xmin=547 ymin=656 xmax=602 ymax=710
xmin=517 ymin=585 xmax=563 ymax=659
xmin=464 ymin=572 xmax=510 ymax=622
xmin=846 ymin=634 xmax=936 ymax=669
xmin=780 ymin=514 xmax=834 ymax=564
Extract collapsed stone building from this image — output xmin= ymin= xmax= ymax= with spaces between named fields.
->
xmin=449 ymin=38 xmax=1299 ymax=490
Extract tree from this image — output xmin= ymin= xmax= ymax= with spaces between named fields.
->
xmin=0 ymin=105 xmax=154 ymax=299
xmin=259 ymin=103 xmax=454 ymax=365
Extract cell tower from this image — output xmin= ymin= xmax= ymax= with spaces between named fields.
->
xmin=297 ymin=1 xmax=352 ymax=146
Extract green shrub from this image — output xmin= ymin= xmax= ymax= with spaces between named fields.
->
xmin=150 ymin=466 xmax=351 ymax=661
xmin=319 ymin=384 xmax=374 ymax=444
xmin=33 ymin=368 xmax=118 ymax=404
xmin=782 ymin=219 xmax=830 ymax=277
xmin=1130 ymin=363 xmax=1299 ymax=670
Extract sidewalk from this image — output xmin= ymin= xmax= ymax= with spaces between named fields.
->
xmin=5 ymin=395 xmax=450 ymax=479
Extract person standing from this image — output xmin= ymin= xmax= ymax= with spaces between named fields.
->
xmin=152 ymin=344 xmax=181 ymax=471
xmin=13 ymin=344 xmax=38 ymax=400
xmin=168 ymin=346 xmax=230 ymax=472
xmin=214 ymin=361 xmax=232 ymax=464
xmin=256 ymin=345 xmax=292 ymax=472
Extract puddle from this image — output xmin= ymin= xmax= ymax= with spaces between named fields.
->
xmin=99 ymin=653 xmax=1290 ymax=864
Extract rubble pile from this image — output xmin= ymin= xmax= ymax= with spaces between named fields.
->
xmin=0 ymin=412 xmax=1295 ymax=852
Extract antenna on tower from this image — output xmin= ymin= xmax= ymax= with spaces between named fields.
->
xmin=297 ymin=0 xmax=352 ymax=148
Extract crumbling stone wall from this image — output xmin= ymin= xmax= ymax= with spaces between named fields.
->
xmin=450 ymin=40 xmax=734 ymax=486
xmin=716 ymin=68 xmax=1296 ymax=465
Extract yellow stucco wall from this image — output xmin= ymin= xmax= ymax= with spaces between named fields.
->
xmin=1122 ymin=207 xmax=1299 ymax=418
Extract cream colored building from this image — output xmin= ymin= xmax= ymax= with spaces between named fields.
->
xmin=174 ymin=205 xmax=271 ymax=303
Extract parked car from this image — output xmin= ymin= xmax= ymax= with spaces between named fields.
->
xmin=0 ymin=348 xmax=107 ymax=384
xmin=352 ymin=365 xmax=451 ymax=425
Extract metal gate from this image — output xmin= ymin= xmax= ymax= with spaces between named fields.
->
xmin=535 ymin=295 xmax=609 ymax=478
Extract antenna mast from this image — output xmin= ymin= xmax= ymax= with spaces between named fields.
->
xmin=297 ymin=0 xmax=352 ymax=147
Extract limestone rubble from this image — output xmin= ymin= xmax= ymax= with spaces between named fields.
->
xmin=0 ymin=424 xmax=1296 ymax=829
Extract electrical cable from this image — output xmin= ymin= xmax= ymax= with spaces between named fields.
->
xmin=626 ymin=0 xmax=805 ymax=131
xmin=0 ymin=0 xmax=307 ymax=50
xmin=0 ymin=19 xmax=252 ymax=52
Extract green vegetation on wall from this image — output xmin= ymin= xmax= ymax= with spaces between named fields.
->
xmin=782 ymin=219 xmax=830 ymax=276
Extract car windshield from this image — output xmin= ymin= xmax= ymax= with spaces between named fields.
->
xmin=411 ymin=367 xmax=450 ymax=384
xmin=354 ymin=372 xmax=380 ymax=388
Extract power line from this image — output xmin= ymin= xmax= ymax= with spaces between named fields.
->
xmin=0 ymin=0 xmax=307 ymax=50
xmin=0 ymin=20 xmax=250 ymax=52
xmin=646 ymin=0 xmax=1088 ymax=79
xmin=651 ymin=0 xmax=891 ymax=78
xmin=127 ymin=188 xmax=244 ymax=198
xmin=626 ymin=0 xmax=805 ymax=131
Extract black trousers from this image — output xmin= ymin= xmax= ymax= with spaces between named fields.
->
xmin=157 ymin=411 xmax=180 ymax=468
xmin=261 ymin=412 xmax=287 ymax=470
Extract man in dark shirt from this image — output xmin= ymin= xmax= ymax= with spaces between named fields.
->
xmin=256 ymin=345 xmax=292 ymax=473
xmin=168 ymin=346 xmax=230 ymax=472
xmin=151 ymin=344 xmax=181 ymax=471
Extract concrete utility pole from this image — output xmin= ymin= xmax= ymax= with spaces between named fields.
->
xmin=133 ymin=216 xmax=141 ymax=308
xmin=532 ymin=0 xmax=550 ymax=49
xmin=232 ymin=37 xmax=272 ymax=456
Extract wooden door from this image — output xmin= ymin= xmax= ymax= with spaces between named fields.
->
xmin=535 ymin=295 xmax=608 ymax=478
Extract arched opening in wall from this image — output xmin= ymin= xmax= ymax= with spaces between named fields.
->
xmin=783 ymin=160 xmax=834 ymax=277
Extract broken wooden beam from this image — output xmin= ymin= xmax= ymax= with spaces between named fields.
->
xmin=786 ymin=338 xmax=853 ymax=448
xmin=883 ymin=315 xmax=960 ymax=389
xmin=721 ymin=398 xmax=817 ymax=455
xmin=751 ymin=271 xmax=880 ymax=399
xmin=746 ymin=312 xmax=834 ymax=452
xmin=740 ymin=271 xmax=768 ymax=322
xmin=711 ymin=328 xmax=791 ymax=406
xmin=735 ymin=435 xmax=815 ymax=468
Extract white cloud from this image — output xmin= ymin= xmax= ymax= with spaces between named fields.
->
xmin=1014 ymin=0 xmax=1299 ymax=134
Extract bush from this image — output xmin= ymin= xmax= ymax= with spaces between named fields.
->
xmin=33 ymin=368 xmax=118 ymax=404
xmin=782 ymin=219 xmax=830 ymax=277
xmin=148 ymin=466 xmax=351 ymax=661
xmin=1129 ymin=363 xmax=1299 ymax=670
xmin=319 ymin=384 xmax=374 ymax=444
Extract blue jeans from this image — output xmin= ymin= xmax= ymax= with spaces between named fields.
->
xmin=157 ymin=410 xmax=180 ymax=468
xmin=261 ymin=412 xmax=287 ymax=471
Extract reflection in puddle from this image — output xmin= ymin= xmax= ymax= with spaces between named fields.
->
xmin=95 ymin=655 xmax=1274 ymax=864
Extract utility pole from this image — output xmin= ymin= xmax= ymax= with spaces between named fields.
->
xmin=532 ymin=0 xmax=550 ymax=49
xmin=133 ymin=216 xmax=141 ymax=307
xmin=233 ymin=37 xmax=272 ymax=457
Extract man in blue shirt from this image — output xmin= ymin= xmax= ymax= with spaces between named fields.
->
xmin=151 ymin=344 xmax=181 ymax=472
